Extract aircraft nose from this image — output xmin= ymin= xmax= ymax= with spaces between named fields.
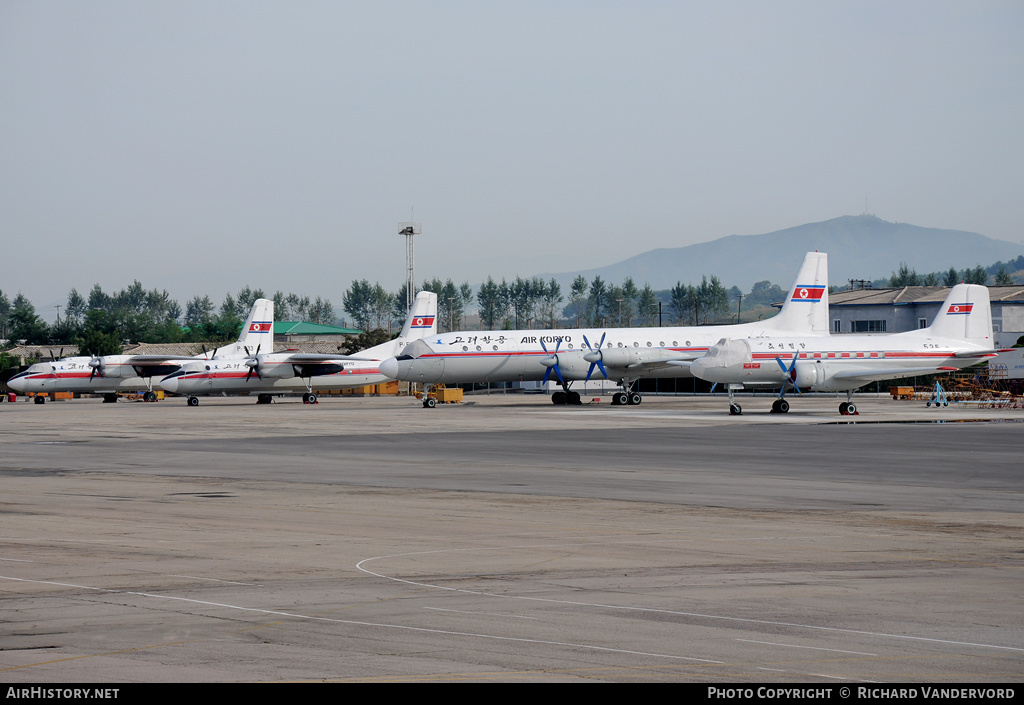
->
xmin=7 ymin=374 xmax=27 ymax=393
xmin=689 ymin=357 xmax=711 ymax=381
xmin=379 ymin=357 xmax=400 ymax=380
xmin=159 ymin=375 xmax=179 ymax=393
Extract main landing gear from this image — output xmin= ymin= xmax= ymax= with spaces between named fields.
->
xmin=611 ymin=391 xmax=642 ymax=406
xmin=551 ymin=389 xmax=581 ymax=405
xmin=610 ymin=378 xmax=642 ymax=406
xmin=302 ymin=393 xmax=318 ymax=404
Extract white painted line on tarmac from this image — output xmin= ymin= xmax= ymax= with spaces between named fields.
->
xmin=167 ymin=574 xmax=259 ymax=586
xmin=737 ymin=639 xmax=877 ymax=656
xmin=355 ymin=550 xmax=1024 ymax=655
xmin=0 ymin=573 xmax=722 ymax=665
xmin=424 ymin=606 xmax=539 ymax=620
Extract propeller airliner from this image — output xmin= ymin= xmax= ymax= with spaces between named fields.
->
xmin=159 ymin=291 xmax=437 ymax=405
xmin=7 ymin=299 xmax=276 ymax=403
xmin=380 ymin=252 xmax=831 ymax=407
xmin=689 ymin=283 xmax=999 ymax=415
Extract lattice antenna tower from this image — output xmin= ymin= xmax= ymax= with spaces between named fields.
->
xmin=398 ymin=221 xmax=421 ymax=313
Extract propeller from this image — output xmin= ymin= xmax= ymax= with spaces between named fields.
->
xmin=774 ymin=355 xmax=802 ymax=398
xmin=582 ymin=333 xmax=609 ymax=381
xmin=88 ymin=351 xmax=105 ymax=381
xmin=539 ymin=339 xmax=564 ymax=385
xmin=244 ymin=345 xmax=264 ymax=381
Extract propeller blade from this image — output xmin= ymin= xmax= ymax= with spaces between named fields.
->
xmin=539 ymin=339 xmax=564 ymax=384
xmin=775 ymin=355 xmax=802 ymax=397
xmin=583 ymin=333 xmax=609 ymax=381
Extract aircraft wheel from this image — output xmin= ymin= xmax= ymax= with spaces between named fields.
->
xmin=568 ymin=391 xmax=581 ymax=405
xmin=143 ymin=391 xmax=157 ymax=402
xmin=34 ymin=396 xmax=46 ymax=405
xmin=187 ymin=396 xmax=200 ymax=407
xmin=424 ymin=397 xmax=436 ymax=408
xmin=257 ymin=394 xmax=272 ymax=404
xmin=627 ymin=392 xmax=642 ymax=406
xmin=846 ymin=402 xmax=856 ymax=415
xmin=552 ymin=391 xmax=566 ymax=405
xmin=729 ymin=403 xmax=742 ymax=416
xmin=839 ymin=402 xmax=851 ymax=415
xmin=778 ymin=399 xmax=789 ymax=413
xmin=612 ymin=392 xmax=626 ymax=405
xmin=103 ymin=393 xmax=118 ymax=403
xmin=307 ymin=394 xmax=317 ymax=404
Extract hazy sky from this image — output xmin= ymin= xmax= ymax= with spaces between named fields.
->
xmin=2 ymin=1 xmax=1022 ymax=319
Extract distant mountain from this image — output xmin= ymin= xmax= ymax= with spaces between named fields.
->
xmin=539 ymin=215 xmax=1024 ymax=291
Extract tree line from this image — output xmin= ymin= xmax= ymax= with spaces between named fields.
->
xmin=0 ymin=283 xmax=336 ymax=351
xmin=3 ymin=256 xmax=1019 ymax=348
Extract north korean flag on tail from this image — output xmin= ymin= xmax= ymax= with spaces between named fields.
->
xmin=946 ymin=303 xmax=974 ymax=315
xmin=249 ymin=321 xmax=272 ymax=333
xmin=790 ymin=285 xmax=825 ymax=303
xmin=411 ymin=316 xmax=435 ymax=328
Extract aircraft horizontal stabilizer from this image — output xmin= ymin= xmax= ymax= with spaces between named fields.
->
xmin=953 ymin=350 xmax=999 ymax=358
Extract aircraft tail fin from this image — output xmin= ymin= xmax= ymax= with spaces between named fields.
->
xmin=762 ymin=252 xmax=830 ymax=335
xmin=359 ymin=291 xmax=439 ymax=360
xmin=212 ymin=298 xmax=274 ymax=357
xmin=926 ymin=284 xmax=993 ymax=347
xmin=237 ymin=298 xmax=275 ymax=348
xmin=398 ymin=291 xmax=439 ymax=342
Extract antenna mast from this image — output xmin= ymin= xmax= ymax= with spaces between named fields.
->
xmin=398 ymin=220 xmax=421 ymax=313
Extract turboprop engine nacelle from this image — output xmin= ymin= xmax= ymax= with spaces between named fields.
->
xmin=585 ymin=346 xmax=685 ymax=370
xmin=791 ymin=360 xmax=826 ymax=390
xmin=91 ymin=356 xmax=126 ymax=379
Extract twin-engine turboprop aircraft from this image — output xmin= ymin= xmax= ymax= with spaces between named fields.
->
xmin=689 ymin=283 xmax=998 ymax=416
xmin=159 ymin=291 xmax=438 ymax=405
xmin=380 ymin=252 xmax=831 ymax=407
xmin=7 ymin=299 xmax=276 ymax=403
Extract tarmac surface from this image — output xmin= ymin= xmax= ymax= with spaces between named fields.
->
xmin=1 ymin=392 xmax=1022 ymax=683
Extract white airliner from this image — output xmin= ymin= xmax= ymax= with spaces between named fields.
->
xmin=689 ymin=283 xmax=998 ymax=416
xmin=380 ymin=252 xmax=831 ymax=407
xmin=159 ymin=291 xmax=438 ymax=406
xmin=7 ymin=299 xmax=276 ymax=403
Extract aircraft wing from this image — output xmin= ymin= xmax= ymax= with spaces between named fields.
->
xmin=123 ymin=355 xmax=206 ymax=363
xmin=276 ymin=353 xmax=374 ymax=362
xmin=830 ymin=366 xmax=961 ymax=382
xmin=620 ymin=350 xmax=704 ymax=370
